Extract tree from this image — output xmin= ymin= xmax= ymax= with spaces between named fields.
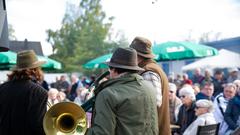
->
xmin=47 ymin=0 xmax=123 ymax=73
xmin=8 ymin=24 xmax=17 ymax=40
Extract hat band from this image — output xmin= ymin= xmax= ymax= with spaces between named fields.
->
xmin=110 ymin=58 xmax=137 ymax=67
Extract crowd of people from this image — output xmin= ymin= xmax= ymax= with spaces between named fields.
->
xmin=0 ymin=37 xmax=240 ymax=135
xmin=45 ymin=74 xmax=95 ymax=107
xmin=168 ymin=68 xmax=240 ymax=135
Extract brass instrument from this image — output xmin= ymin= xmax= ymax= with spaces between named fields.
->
xmin=43 ymin=102 xmax=87 ymax=135
xmin=43 ymin=71 xmax=110 ymax=135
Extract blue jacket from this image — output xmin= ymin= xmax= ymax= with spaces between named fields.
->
xmin=224 ymin=95 xmax=240 ymax=130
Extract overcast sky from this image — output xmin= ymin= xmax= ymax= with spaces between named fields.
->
xmin=6 ymin=0 xmax=240 ymax=55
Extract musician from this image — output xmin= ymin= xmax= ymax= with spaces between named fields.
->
xmin=86 ymin=47 xmax=158 ymax=135
xmin=130 ymin=36 xmax=171 ymax=135
xmin=0 ymin=50 xmax=48 ymax=135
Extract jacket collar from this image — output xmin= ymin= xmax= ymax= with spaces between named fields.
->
xmin=94 ymin=73 xmax=142 ymax=95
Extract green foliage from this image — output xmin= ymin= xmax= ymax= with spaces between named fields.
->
xmin=46 ymin=0 xmax=126 ymax=74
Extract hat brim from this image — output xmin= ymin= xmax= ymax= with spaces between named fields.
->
xmin=137 ymin=52 xmax=155 ymax=59
xmin=106 ymin=62 xmax=144 ymax=71
xmin=11 ymin=61 xmax=46 ymax=71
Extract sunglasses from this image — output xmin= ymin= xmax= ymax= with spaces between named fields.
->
xmin=195 ymin=106 xmax=202 ymax=109
xmin=179 ymin=95 xmax=186 ymax=99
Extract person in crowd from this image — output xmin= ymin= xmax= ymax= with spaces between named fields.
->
xmin=233 ymin=80 xmax=240 ymax=91
xmin=88 ymin=75 xmax=96 ymax=86
xmin=50 ymin=76 xmax=59 ymax=88
xmin=47 ymin=88 xmax=59 ymax=108
xmin=191 ymin=68 xmax=204 ymax=84
xmin=41 ymin=75 xmax=49 ymax=91
xmin=81 ymin=76 xmax=90 ymax=88
xmin=213 ymin=83 xmax=237 ymax=135
xmin=74 ymin=87 xmax=88 ymax=106
xmin=68 ymin=74 xmax=83 ymax=101
xmin=193 ymin=83 xmax=200 ymax=95
xmin=56 ymin=75 xmax=70 ymax=94
xmin=224 ymin=81 xmax=240 ymax=134
xmin=130 ymin=36 xmax=170 ymax=135
xmin=57 ymin=91 xmax=69 ymax=102
xmin=0 ymin=50 xmax=48 ymax=135
xmin=41 ymin=79 xmax=49 ymax=91
xmin=86 ymin=48 xmax=158 ymax=135
xmin=200 ymin=69 xmax=214 ymax=86
xmin=213 ymin=70 xmax=227 ymax=97
xmin=169 ymin=83 xmax=182 ymax=125
xmin=183 ymin=99 xmax=216 ymax=135
xmin=176 ymin=87 xmax=197 ymax=135
xmin=227 ymin=68 xmax=239 ymax=83
xmin=196 ymin=82 xmax=214 ymax=101
xmin=182 ymin=73 xmax=193 ymax=86
xmin=175 ymin=74 xmax=183 ymax=90
xmin=168 ymin=72 xmax=175 ymax=83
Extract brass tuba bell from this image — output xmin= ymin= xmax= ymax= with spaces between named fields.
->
xmin=43 ymin=102 xmax=87 ymax=135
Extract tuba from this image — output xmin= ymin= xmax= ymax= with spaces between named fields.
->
xmin=43 ymin=71 xmax=109 ymax=135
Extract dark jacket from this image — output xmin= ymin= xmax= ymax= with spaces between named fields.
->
xmin=224 ymin=95 xmax=240 ymax=130
xmin=191 ymin=74 xmax=204 ymax=84
xmin=213 ymin=78 xmax=226 ymax=97
xmin=176 ymin=102 xmax=197 ymax=135
xmin=0 ymin=79 xmax=48 ymax=135
xmin=196 ymin=92 xmax=214 ymax=101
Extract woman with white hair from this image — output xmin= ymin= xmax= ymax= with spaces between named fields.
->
xmin=183 ymin=99 xmax=217 ymax=135
xmin=175 ymin=87 xmax=197 ymax=135
xmin=47 ymin=88 xmax=59 ymax=109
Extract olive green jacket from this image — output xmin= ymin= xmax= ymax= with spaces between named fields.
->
xmin=86 ymin=73 xmax=158 ymax=135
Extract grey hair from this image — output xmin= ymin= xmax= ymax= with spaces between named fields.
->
xmin=179 ymin=87 xmax=196 ymax=101
xmin=224 ymin=83 xmax=237 ymax=91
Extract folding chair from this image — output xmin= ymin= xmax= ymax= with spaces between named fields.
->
xmin=196 ymin=123 xmax=220 ymax=135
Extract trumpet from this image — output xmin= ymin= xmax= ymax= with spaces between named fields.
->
xmin=43 ymin=71 xmax=109 ymax=135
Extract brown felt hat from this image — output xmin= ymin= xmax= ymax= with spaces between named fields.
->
xmin=106 ymin=47 xmax=144 ymax=71
xmin=11 ymin=50 xmax=46 ymax=71
xmin=130 ymin=36 xmax=155 ymax=59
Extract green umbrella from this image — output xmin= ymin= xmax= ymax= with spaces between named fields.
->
xmin=152 ymin=41 xmax=219 ymax=61
xmin=0 ymin=51 xmax=17 ymax=65
xmin=83 ymin=53 xmax=112 ymax=69
xmin=38 ymin=56 xmax=62 ymax=70
xmin=0 ymin=51 xmax=62 ymax=70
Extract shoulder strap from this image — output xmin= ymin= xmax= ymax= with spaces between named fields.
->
xmin=216 ymin=96 xmax=225 ymax=115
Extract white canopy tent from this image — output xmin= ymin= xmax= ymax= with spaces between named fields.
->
xmin=182 ymin=49 xmax=240 ymax=71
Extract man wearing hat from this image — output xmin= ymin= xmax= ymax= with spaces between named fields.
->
xmin=0 ymin=50 xmax=48 ymax=135
xmin=130 ymin=36 xmax=171 ymax=135
xmin=86 ymin=47 xmax=158 ymax=135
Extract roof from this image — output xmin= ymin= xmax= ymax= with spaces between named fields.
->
xmin=9 ymin=39 xmax=44 ymax=56
xmin=204 ymin=36 xmax=240 ymax=53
